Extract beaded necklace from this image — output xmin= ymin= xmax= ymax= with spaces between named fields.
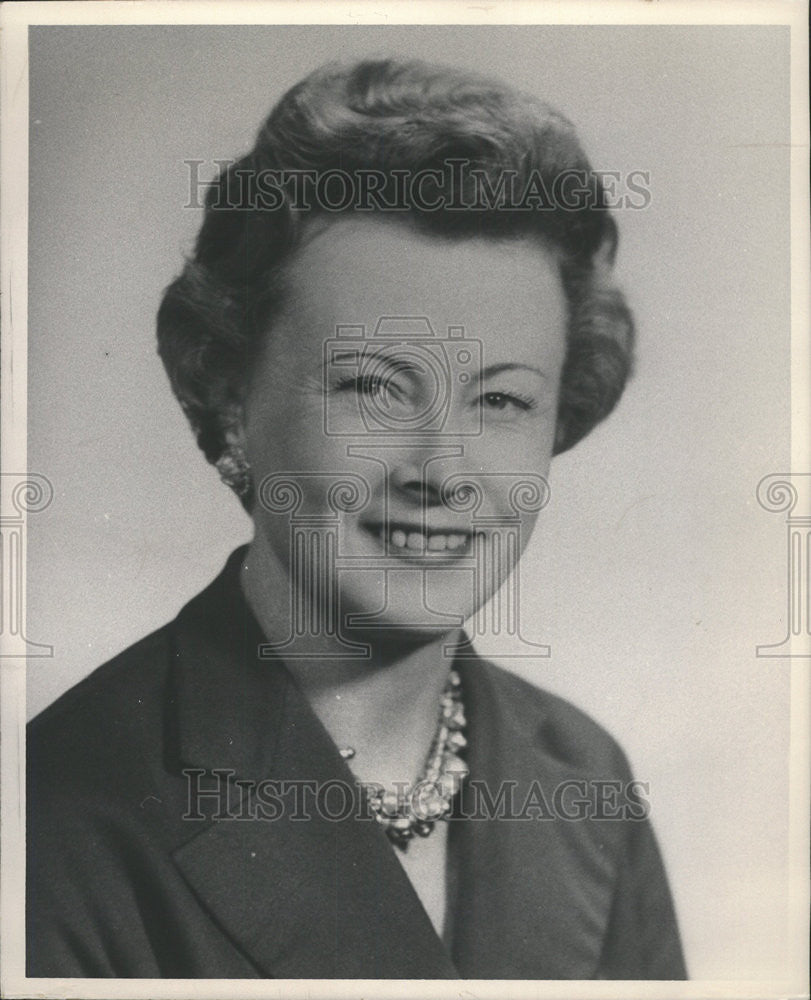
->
xmin=339 ymin=669 xmax=468 ymax=851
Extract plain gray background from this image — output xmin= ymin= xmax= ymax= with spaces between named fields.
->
xmin=27 ymin=25 xmax=791 ymax=980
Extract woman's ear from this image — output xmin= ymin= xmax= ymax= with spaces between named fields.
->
xmin=215 ymin=402 xmax=253 ymax=504
xmin=221 ymin=400 xmax=247 ymax=452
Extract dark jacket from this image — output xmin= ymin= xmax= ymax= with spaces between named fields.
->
xmin=27 ymin=549 xmax=686 ymax=979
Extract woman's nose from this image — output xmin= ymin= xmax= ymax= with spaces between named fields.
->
xmin=387 ymin=446 xmax=469 ymax=509
xmin=389 ymin=470 xmax=443 ymax=508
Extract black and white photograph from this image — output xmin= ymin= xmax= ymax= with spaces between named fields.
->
xmin=1 ymin=1 xmax=808 ymax=997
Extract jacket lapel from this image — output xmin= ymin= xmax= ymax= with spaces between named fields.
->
xmin=449 ymin=661 xmax=618 ymax=979
xmin=168 ymin=550 xmax=459 ymax=979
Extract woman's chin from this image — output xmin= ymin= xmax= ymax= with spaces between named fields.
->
xmin=335 ymin=569 xmax=480 ymax=640
xmin=340 ymin=620 xmax=466 ymax=661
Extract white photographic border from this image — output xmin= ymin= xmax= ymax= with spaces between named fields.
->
xmin=1 ymin=2 xmax=808 ymax=998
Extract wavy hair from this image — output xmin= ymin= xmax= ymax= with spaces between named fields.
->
xmin=157 ymin=59 xmax=634 ymax=489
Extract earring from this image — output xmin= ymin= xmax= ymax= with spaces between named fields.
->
xmin=215 ymin=445 xmax=252 ymax=500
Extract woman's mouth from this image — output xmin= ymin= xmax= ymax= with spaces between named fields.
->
xmin=367 ymin=523 xmax=473 ymax=555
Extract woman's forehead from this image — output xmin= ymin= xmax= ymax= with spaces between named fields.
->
xmin=273 ymin=216 xmax=567 ymax=356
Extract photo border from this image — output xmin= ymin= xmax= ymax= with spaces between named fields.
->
xmin=2 ymin=2 xmax=808 ymax=998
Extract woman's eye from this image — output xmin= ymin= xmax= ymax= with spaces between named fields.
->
xmin=480 ymin=391 xmax=534 ymax=413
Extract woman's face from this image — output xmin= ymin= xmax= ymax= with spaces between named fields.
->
xmin=242 ymin=217 xmax=567 ymax=641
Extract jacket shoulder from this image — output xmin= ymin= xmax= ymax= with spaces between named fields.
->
xmin=472 ymin=659 xmax=633 ymax=779
xmin=27 ymin=623 xmax=176 ymax=784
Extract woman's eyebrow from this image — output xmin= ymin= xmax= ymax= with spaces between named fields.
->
xmin=474 ymin=362 xmax=550 ymax=383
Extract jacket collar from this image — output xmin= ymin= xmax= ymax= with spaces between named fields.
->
xmin=172 ymin=546 xmax=286 ymax=780
xmin=168 ymin=548 xmax=617 ymax=979
xmin=169 ymin=547 xmax=459 ymax=978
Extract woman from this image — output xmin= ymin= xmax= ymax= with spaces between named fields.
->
xmin=27 ymin=59 xmax=686 ymax=979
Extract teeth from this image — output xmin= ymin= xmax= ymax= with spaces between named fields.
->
xmin=382 ymin=528 xmax=469 ymax=552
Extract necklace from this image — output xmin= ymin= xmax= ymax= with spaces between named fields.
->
xmin=340 ymin=669 xmax=468 ymax=851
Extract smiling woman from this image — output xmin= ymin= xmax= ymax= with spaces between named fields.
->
xmin=241 ymin=219 xmax=567 ymax=645
xmin=26 ymin=59 xmax=685 ymax=980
